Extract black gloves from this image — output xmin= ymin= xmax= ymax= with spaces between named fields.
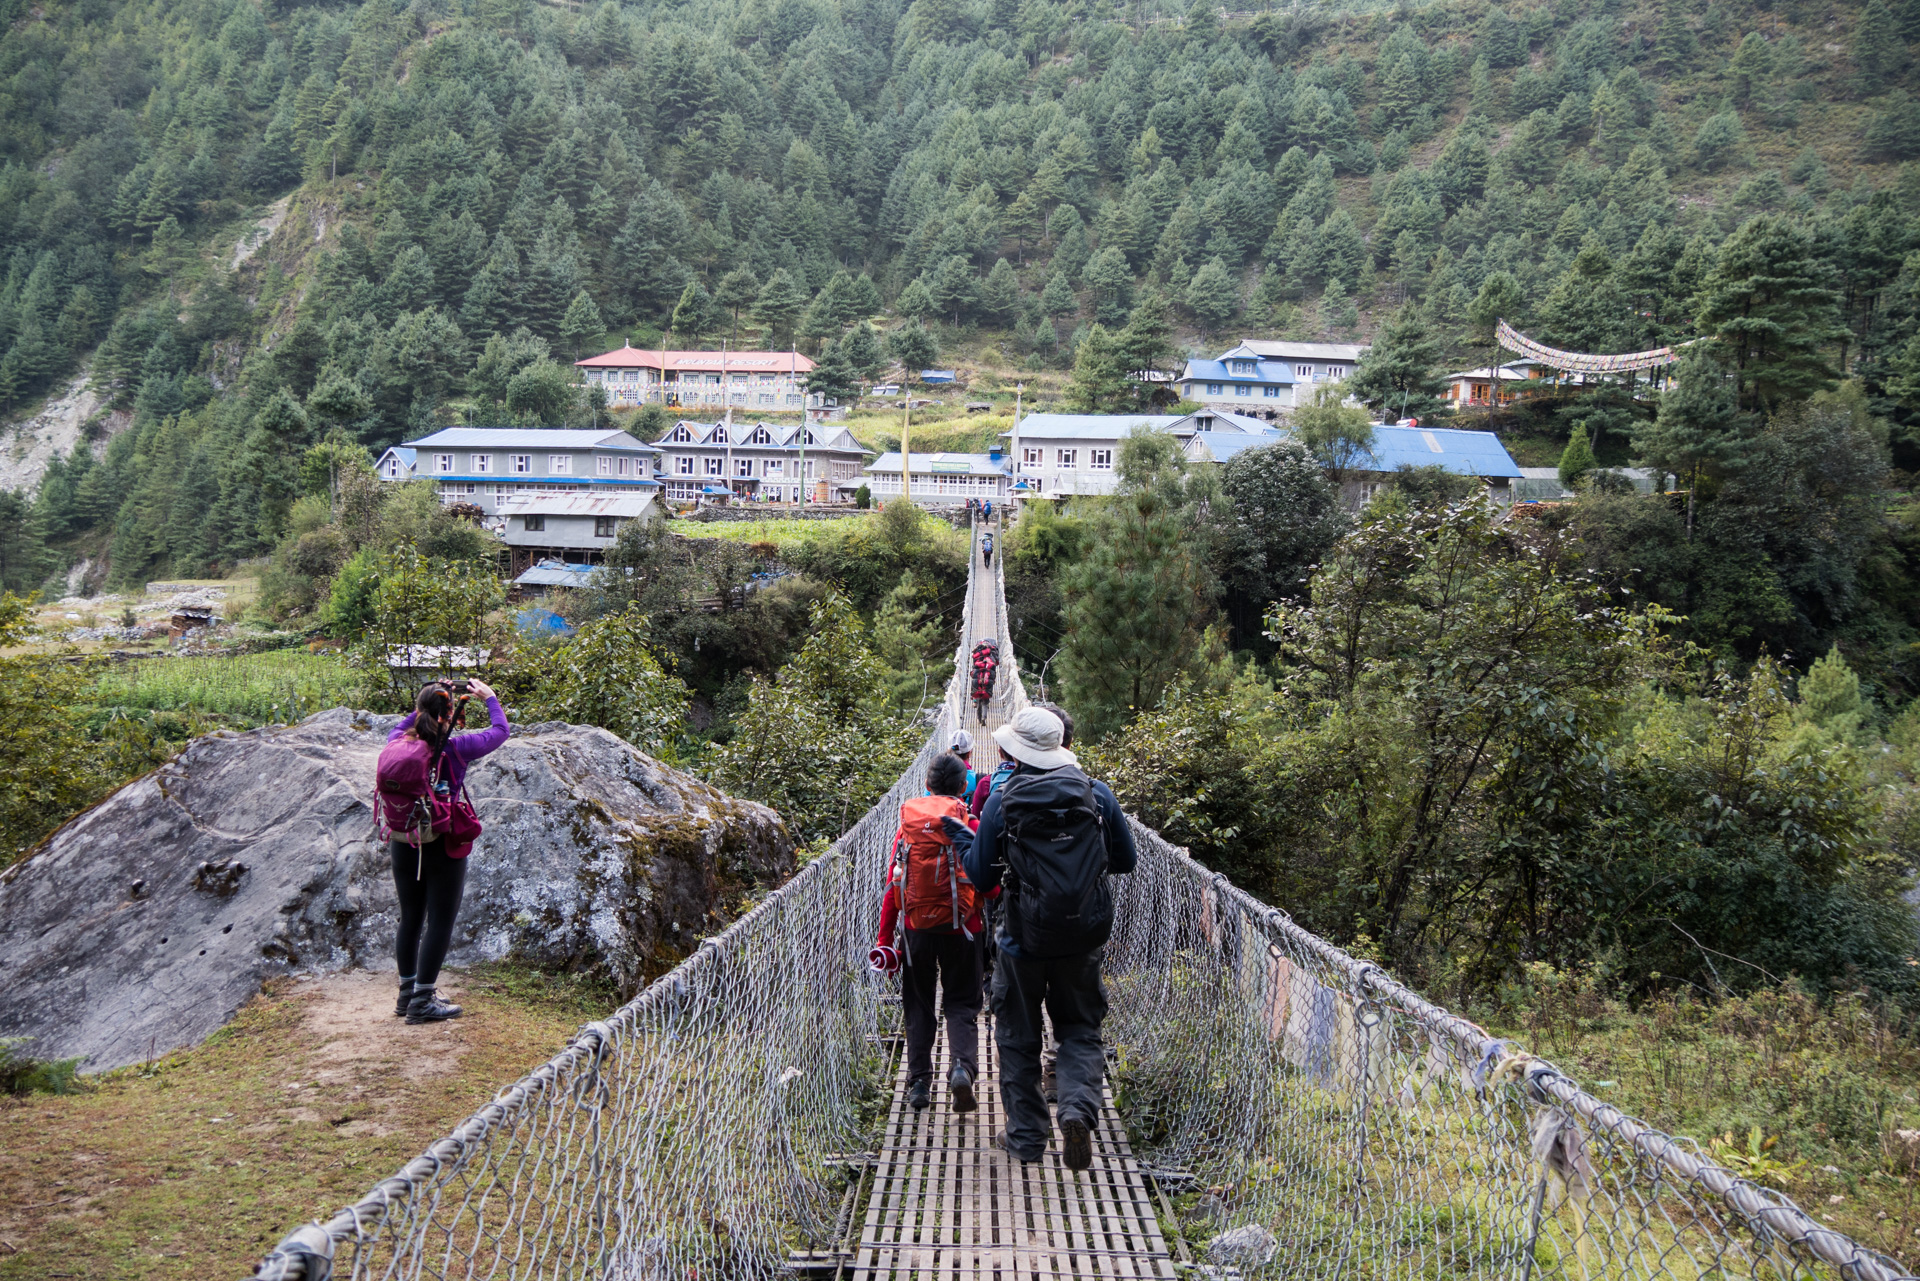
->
xmin=940 ymin=815 xmax=975 ymax=860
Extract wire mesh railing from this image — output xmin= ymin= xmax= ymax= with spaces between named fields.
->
xmin=1104 ymin=832 xmax=1918 ymax=1281
xmin=254 ymin=515 xmax=1914 ymax=1281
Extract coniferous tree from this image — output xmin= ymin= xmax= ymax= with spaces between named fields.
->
xmin=887 ymin=319 xmax=940 ymax=376
xmin=1851 ymin=0 xmax=1904 ymax=92
xmin=1696 ymin=215 xmax=1845 ymax=413
xmin=714 ymin=267 xmax=760 ymax=344
xmin=559 ymin=290 xmax=606 ymax=360
xmin=1558 ymin=421 xmax=1596 ymax=488
xmin=1185 ymin=258 xmax=1239 ymax=332
xmin=980 ymin=259 xmax=1019 ymax=325
xmin=753 ymin=270 xmax=806 ymax=348
xmin=1349 ymin=304 xmax=1449 ymax=421
xmin=1633 ymin=348 xmax=1747 ymax=534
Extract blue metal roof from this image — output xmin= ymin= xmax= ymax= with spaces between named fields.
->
xmin=1181 ymin=358 xmax=1297 ymax=385
xmin=1186 ymin=430 xmax=1288 ymax=463
xmin=1361 ymin=426 xmax=1523 ymax=478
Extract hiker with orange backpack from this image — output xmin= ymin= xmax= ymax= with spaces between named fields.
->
xmin=870 ymin=752 xmax=991 ymax=1113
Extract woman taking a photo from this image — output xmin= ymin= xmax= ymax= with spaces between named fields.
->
xmin=385 ymin=678 xmax=509 ymax=1024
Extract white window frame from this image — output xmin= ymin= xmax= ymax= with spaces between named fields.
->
xmin=1090 ymin=448 xmax=1113 ymax=470
xmin=1206 ymin=383 xmax=1222 ymax=395
xmin=1022 ymin=447 xmax=1041 ymax=465
xmin=435 ymin=453 xmax=454 ymax=473
xmin=549 ymin=455 xmax=572 ymax=475
xmin=736 ymin=458 xmax=753 ymax=478
xmin=512 ymin=454 xmax=531 ymax=474
xmin=1235 ymin=384 xmax=1250 ymax=396
xmin=384 ymin=456 xmax=401 ymax=478
xmin=764 ymin=459 xmax=784 ymax=476
xmin=1296 ymin=365 xmax=1313 ymax=379
xmin=1056 ymin=449 xmax=1077 ymax=469
xmin=678 ymin=456 xmax=695 ymax=475
xmin=1263 ymin=385 xmax=1279 ymax=397
xmin=471 ymin=454 xmax=491 ymax=473
xmin=705 ymin=456 xmax=723 ymax=476
xmin=597 ymin=456 xmax=613 ymax=475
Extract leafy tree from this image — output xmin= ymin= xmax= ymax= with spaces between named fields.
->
xmin=505 ymin=359 xmax=578 ymax=423
xmin=869 ymin=569 xmax=953 ymax=717
xmin=1348 ymin=304 xmax=1449 ymax=422
xmin=710 ymin=592 xmax=918 ymax=841
xmin=1292 ymin=383 xmax=1376 ymax=483
xmin=517 ymin=606 xmax=692 ymax=761
xmin=357 ymin=546 xmax=507 ymax=708
xmin=1217 ymin=439 xmax=1345 ymax=646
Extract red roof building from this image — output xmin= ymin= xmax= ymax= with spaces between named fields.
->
xmin=575 ymin=345 xmax=817 ymax=411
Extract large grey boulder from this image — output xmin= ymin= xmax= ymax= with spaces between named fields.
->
xmin=0 ymin=708 xmax=792 ymax=1072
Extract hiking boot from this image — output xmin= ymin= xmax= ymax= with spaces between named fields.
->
xmin=1060 ymin=1116 xmax=1093 ymax=1171
xmin=405 ymin=986 xmax=463 ymax=1024
xmin=994 ymin=1129 xmax=1041 ymax=1164
xmin=949 ymin=1062 xmax=977 ymax=1114
xmin=908 ymin=1079 xmax=931 ymax=1112
xmin=395 ymin=976 xmax=416 ymax=1018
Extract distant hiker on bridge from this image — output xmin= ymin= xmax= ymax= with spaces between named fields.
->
xmin=376 ymin=679 xmax=510 ymax=1025
xmin=871 ymin=752 xmax=988 ymax=1115
xmin=950 ymin=705 xmax=1135 ymax=1172
xmin=981 ymin=529 xmax=994 ymax=568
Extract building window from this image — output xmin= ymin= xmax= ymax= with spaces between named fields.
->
xmin=435 ymin=453 xmax=454 ymax=473
xmin=736 ymin=458 xmax=753 ymax=477
xmin=384 ymin=456 xmax=401 ymax=478
xmin=594 ymin=517 xmax=618 ymax=537
xmin=471 ymin=454 xmax=491 ymax=473
xmin=1296 ymin=365 xmax=1313 ymax=379
xmin=597 ymin=456 xmax=613 ymax=475
xmin=1329 ymin=367 xmax=1346 ymax=379
xmin=1206 ymin=383 xmax=1222 ymax=396
xmin=550 ymin=455 xmax=571 ymax=475
xmin=705 ymin=457 xmax=723 ymax=475
xmin=764 ymin=459 xmax=784 ymax=476
xmin=1235 ymin=384 xmax=1250 ymax=396
xmin=1232 ymin=360 xmax=1253 ymax=374
xmin=1057 ymin=449 xmax=1076 ymax=469
xmin=512 ymin=455 xmax=531 ymax=474
xmin=1022 ymin=447 xmax=1041 ymax=465
xmin=678 ymin=456 xmax=694 ymax=475
xmin=1263 ymin=385 xmax=1279 ymax=397
xmin=523 ymin=515 xmax=546 ymax=532
xmin=1090 ymin=449 xmax=1113 ymax=470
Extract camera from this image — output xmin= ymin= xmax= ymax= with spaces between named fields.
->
xmin=445 ymin=680 xmax=472 ymax=694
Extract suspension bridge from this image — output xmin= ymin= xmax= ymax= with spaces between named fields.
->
xmin=254 ymin=515 xmax=1916 ymax=1281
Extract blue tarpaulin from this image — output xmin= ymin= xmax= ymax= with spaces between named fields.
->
xmin=515 ymin=607 xmax=574 ymax=637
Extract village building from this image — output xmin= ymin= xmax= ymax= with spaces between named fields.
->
xmin=574 ymin=345 xmax=816 ymax=410
xmin=1439 ymin=362 xmax=1548 ymax=408
xmin=864 ymin=451 xmax=1012 ymax=505
xmin=495 ymin=492 xmax=656 ymax=574
xmin=1177 ymin=340 xmax=1368 ymax=416
xmin=376 ymin=428 xmax=661 ymax=517
xmin=1005 ymin=409 xmax=1272 ymax=500
xmin=651 ymin=418 xmax=868 ymax=503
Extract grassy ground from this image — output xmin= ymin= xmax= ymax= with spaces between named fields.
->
xmin=0 ymin=966 xmax=615 ymax=1280
xmin=671 ymin=513 xmax=879 ymax=546
xmin=1485 ymin=980 xmax=1920 ymax=1267
xmin=88 ymin=650 xmax=364 ymax=724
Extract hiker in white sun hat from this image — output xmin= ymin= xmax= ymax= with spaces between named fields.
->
xmin=944 ymin=701 xmax=1134 ymax=1173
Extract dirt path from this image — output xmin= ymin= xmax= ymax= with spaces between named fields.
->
xmin=0 ymin=967 xmax=608 ymax=1280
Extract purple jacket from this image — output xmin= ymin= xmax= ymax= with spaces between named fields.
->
xmin=388 ymin=697 xmax=510 ymax=793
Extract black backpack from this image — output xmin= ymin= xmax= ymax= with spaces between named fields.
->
xmin=998 ymin=765 xmax=1112 ymax=957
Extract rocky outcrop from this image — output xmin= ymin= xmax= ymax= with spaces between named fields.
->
xmin=0 ymin=709 xmax=793 ymax=1072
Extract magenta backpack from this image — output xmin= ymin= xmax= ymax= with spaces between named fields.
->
xmin=374 ymin=737 xmax=482 ymax=861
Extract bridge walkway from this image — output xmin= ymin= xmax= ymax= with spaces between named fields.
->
xmin=848 ymin=515 xmax=1178 ymax=1281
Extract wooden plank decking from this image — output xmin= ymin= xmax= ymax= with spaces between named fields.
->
xmin=850 ymin=1021 xmax=1180 ymax=1281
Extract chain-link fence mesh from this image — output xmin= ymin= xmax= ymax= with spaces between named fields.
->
xmin=255 ymin=522 xmax=1913 ymax=1281
xmin=1104 ymin=835 xmax=1917 ymax=1281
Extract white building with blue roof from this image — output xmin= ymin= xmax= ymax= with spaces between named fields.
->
xmin=376 ymin=428 xmax=660 ymax=517
xmin=1003 ymin=409 xmax=1273 ymax=499
xmin=1178 ymin=340 xmax=1368 ymax=417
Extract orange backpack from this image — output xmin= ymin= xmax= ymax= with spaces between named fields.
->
xmin=893 ymin=795 xmax=980 ymax=935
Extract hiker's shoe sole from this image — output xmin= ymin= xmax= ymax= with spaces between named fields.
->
xmin=1060 ymin=1117 xmax=1092 ymax=1171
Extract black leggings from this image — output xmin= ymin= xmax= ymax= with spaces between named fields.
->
xmin=391 ymin=838 xmax=468 ymax=987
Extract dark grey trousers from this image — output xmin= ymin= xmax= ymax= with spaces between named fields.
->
xmin=902 ymin=928 xmax=983 ymax=1086
xmin=990 ymin=946 xmax=1107 ymax=1161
